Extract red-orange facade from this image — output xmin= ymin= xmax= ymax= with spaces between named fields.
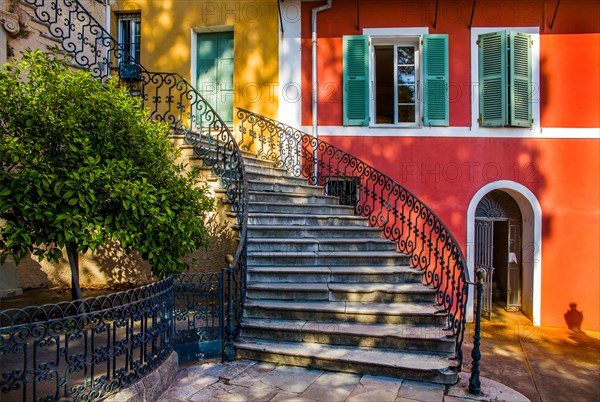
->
xmin=289 ymin=0 xmax=600 ymax=329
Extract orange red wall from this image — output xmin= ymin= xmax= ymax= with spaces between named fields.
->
xmin=299 ymin=0 xmax=600 ymax=329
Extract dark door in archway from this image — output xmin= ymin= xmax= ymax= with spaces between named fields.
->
xmin=475 ymin=191 xmax=523 ymax=319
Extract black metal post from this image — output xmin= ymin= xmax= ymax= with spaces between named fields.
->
xmin=469 ymin=267 xmax=487 ymax=395
xmin=223 ymin=255 xmax=236 ymax=361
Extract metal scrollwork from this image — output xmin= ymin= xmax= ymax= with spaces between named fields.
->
xmin=0 ymin=279 xmax=174 ymax=401
xmin=237 ymin=108 xmax=469 ymax=370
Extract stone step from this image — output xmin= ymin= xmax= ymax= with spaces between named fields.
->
xmin=245 ymin=171 xmax=309 ymax=186
xmin=171 ymin=141 xmax=256 ymax=161
xmin=246 ymin=251 xmax=410 ymax=267
xmin=241 ymin=155 xmax=279 ymax=168
xmin=243 ymin=300 xmax=447 ymax=326
xmin=247 ymin=180 xmax=324 ymax=196
xmin=245 ymin=164 xmax=291 ymax=176
xmin=240 ymin=318 xmax=455 ymax=353
xmin=246 ymin=266 xmax=423 ymax=284
xmin=235 ymin=340 xmax=458 ymax=384
xmin=246 ymin=237 xmax=396 ymax=252
xmin=246 ymin=282 xmax=437 ymax=303
xmin=247 ymin=214 xmax=369 ymax=227
xmin=247 ymin=225 xmax=384 ymax=239
xmin=248 ymin=191 xmax=339 ymax=204
xmin=248 ymin=202 xmax=354 ymax=215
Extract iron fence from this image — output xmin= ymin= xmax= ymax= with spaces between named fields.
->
xmin=173 ymin=273 xmax=223 ymax=362
xmin=0 ymin=279 xmax=174 ymax=401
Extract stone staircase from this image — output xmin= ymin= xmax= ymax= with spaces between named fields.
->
xmin=232 ymin=153 xmax=459 ymax=385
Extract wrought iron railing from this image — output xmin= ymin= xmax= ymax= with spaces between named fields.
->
xmin=20 ymin=0 xmax=249 ymax=357
xmin=0 ymin=279 xmax=174 ymax=401
xmin=237 ymin=108 xmax=470 ymax=368
xmin=172 ymin=272 xmax=223 ymax=362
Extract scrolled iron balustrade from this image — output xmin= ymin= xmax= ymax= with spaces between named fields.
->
xmin=237 ymin=108 xmax=470 ymax=368
xmin=20 ymin=0 xmax=249 ymax=360
xmin=0 ymin=279 xmax=174 ymax=401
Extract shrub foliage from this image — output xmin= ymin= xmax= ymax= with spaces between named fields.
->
xmin=0 ymin=50 xmax=214 ymax=299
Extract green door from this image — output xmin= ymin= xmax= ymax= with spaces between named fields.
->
xmin=196 ymin=31 xmax=234 ymax=126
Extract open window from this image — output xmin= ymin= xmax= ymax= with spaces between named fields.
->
xmin=478 ymin=31 xmax=532 ymax=128
xmin=343 ymin=34 xmax=448 ymax=127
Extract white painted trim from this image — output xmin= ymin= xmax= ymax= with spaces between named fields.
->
xmin=300 ymin=126 xmax=600 ymax=139
xmin=278 ymin=0 xmax=302 ymax=128
xmin=471 ymin=27 xmax=540 ymax=135
xmin=363 ymin=28 xmax=428 ymax=129
xmin=466 ymin=181 xmax=542 ymax=326
xmin=190 ymin=29 xmax=197 ymax=86
xmin=363 ymin=27 xmax=429 ymax=36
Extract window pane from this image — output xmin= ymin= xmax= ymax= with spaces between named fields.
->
xmin=375 ymin=46 xmax=394 ymax=124
xmin=398 ymin=105 xmax=416 ymax=123
xmin=133 ymin=20 xmax=141 ymax=62
xmin=397 ymin=47 xmax=414 ymax=64
xmin=398 ymin=85 xmax=415 ymax=103
xmin=398 ymin=66 xmax=415 ymax=84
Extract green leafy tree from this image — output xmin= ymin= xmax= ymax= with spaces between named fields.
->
xmin=0 ymin=50 xmax=214 ymax=300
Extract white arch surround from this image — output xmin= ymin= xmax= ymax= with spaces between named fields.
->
xmin=466 ymin=181 xmax=542 ymax=326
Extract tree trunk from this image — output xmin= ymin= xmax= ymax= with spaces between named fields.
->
xmin=66 ymin=244 xmax=83 ymax=301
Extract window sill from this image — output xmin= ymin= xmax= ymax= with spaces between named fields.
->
xmin=369 ymin=124 xmax=422 ymax=129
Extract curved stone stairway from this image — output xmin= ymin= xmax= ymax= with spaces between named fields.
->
xmin=235 ymin=154 xmax=459 ymax=385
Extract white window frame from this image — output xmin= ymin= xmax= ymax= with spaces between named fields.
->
xmin=364 ymin=28 xmax=428 ymax=129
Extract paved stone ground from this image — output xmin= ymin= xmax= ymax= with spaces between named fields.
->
xmin=158 ymin=360 xmax=525 ymax=402
xmin=159 ymin=307 xmax=600 ymax=402
xmin=461 ymin=308 xmax=600 ymax=402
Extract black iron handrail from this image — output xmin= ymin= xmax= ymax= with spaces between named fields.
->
xmin=0 ymin=279 xmax=174 ymax=401
xmin=20 ymin=0 xmax=249 ymax=356
xmin=237 ymin=108 xmax=470 ymax=368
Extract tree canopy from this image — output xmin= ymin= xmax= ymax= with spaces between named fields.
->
xmin=0 ymin=50 xmax=213 ymax=298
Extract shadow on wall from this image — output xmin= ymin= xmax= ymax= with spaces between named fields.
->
xmin=184 ymin=201 xmax=239 ymax=275
xmin=18 ymin=241 xmax=154 ymax=290
xmin=17 ymin=205 xmax=238 ymax=289
xmin=564 ymin=302 xmax=583 ymax=330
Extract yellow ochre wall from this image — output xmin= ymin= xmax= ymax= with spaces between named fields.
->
xmin=112 ymin=0 xmax=279 ymax=121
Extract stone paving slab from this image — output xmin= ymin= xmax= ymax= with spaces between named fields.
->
xmin=396 ymin=380 xmax=446 ymax=402
xmin=260 ymin=365 xmax=324 ymax=393
xmin=446 ymin=375 xmax=529 ymax=402
xmin=159 ymin=360 xmax=530 ymax=402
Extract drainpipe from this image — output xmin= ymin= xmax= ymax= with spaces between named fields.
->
xmin=311 ymin=0 xmax=332 ymax=183
xmin=104 ymin=0 xmax=111 ymax=77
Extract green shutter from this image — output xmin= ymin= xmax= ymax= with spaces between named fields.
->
xmin=343 ymin=35 xmax=369 ymax=126
xmin=479 ymin=31 xmax=507 ymax=127
xmin=423 ymin=34 xmax=449 ymax=126
xmin=509 ymin=32 xmax=532 ymax=127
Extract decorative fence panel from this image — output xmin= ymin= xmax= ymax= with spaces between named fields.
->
xmin=0 ymin=274 xmax=229 ymax=401
xmin=0 ymin=279 xmax=174 ymax=401
xmin=173 ymin=273 xmax=223 ymax=362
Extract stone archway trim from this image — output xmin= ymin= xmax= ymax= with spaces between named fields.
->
xmin=466 ymin=180 xmax=542 ymax=326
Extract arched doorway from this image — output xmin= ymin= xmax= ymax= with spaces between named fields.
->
xmin=466 ymin=181 xmax=542 ymax=326
xmin=475 ymin=190 xmax=523 ymax=320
